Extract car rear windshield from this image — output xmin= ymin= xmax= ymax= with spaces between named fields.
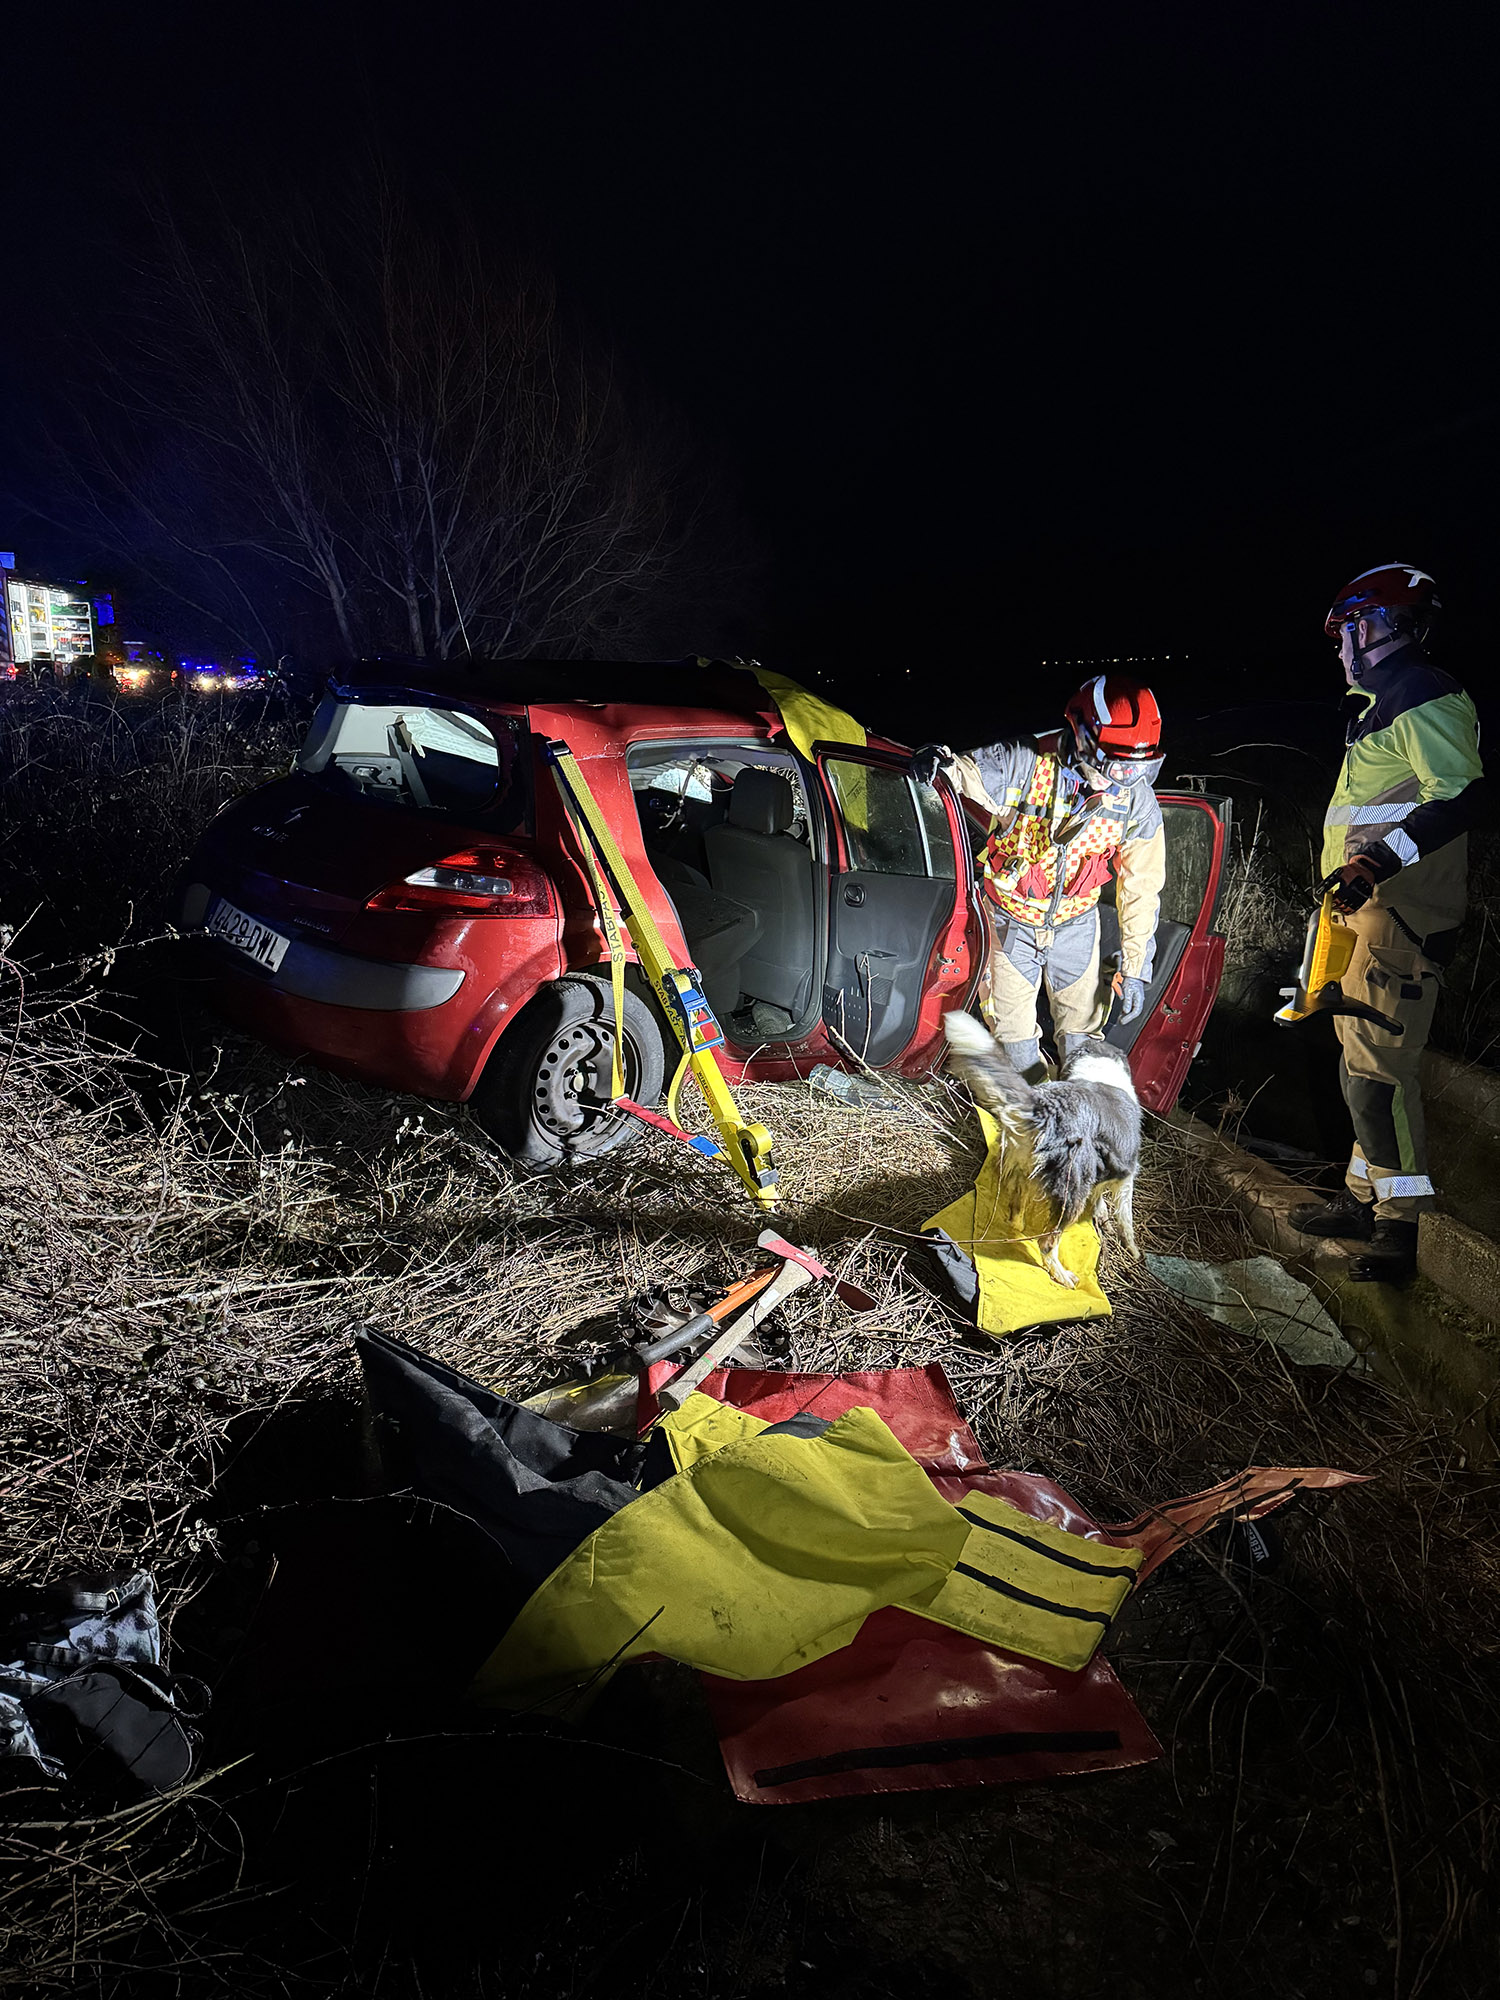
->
xmin=297 ymin=695 xmax=532 ymax=833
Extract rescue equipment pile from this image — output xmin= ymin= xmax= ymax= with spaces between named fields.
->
xmin=357 ymin=1327 xmax=1363 ymax=1804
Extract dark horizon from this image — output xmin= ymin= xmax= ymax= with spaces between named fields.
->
xmin=4 ymin=3 xmax=1496 ymax=744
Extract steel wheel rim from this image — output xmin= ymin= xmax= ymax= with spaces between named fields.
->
xmin=531 ymin=1016 xmax=636 ymax=1148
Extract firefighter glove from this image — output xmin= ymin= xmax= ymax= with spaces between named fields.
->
xmin=1113 ymin=972 xmax=1147 ymax=1023
xmin=910 ymin=743 xmax=951 ymax=788
xmin=1319 ymin=840 xmax=1401 ymax=915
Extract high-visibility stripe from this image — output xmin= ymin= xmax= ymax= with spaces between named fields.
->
xmin=949 ymin=1564 xmax=1112 ymax=1625
xmin=1386 ymin=827 xmax=1420 ymax=866
xmin=1325 ymin=801 xmax=1416 ymax=826
xmin=1371 ymin=1174 xmax=1435 ymax=1200
xmin=954 ymin=1506 xmax=1131 ymax=1579
xmin=1349 ymin=1154 xmax=1370 ymax=1178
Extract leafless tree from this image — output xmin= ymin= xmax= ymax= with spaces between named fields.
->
xmin=33 ymin=174 xmax=751 ymax=661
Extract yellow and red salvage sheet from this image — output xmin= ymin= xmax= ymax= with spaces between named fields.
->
xmin=471 ymin=1391 xmax=1142 ymax=1712
xmin=924 ymin=1105 xmax=1112 ymax=1335
xmin=471 ymin=1363 xmax=1367 ymax=1802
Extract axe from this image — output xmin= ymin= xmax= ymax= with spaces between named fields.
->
xmin=654 ymin=1258 xmax=815 ymax=1411
xmin=756 ymin=1229 xmax=878 ymax=1313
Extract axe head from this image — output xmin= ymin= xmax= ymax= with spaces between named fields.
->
xmin=756 ymin=1229 xmax=877 ymax=1313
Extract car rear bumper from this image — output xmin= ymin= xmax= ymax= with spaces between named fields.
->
xmin=182 ymin=882 xmax=465 ymax=1012
xmin=179 ymin=882 xmax=562 ymax=1099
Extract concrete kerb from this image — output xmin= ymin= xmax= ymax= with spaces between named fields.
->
xmin=1171 ymin=1110 xmax=1500 ymax=1463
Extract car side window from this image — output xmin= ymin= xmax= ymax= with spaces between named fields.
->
xmin=825 ymin=759 xmax=932 ymax=876
xmin=914 ymin=780 xmax=958 ymax=881
xmin=1157 ymin=802 xmax=1216 ymax=929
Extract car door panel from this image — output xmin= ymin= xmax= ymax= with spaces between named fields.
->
xmin=826 ymin=872 xmax=956 ymax=1067
xmin=815 ymin=748 xmax=974 ymax=1072
xmin=1102 ymin=791 xmax=1231 ymax=1114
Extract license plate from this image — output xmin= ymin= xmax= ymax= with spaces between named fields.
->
xmin=207 ymin=897 xmax=290 ymax=972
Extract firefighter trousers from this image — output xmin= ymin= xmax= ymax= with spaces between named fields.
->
xmin=984 ymin=908 xmax=1109 ymax=1048
xmin=1335 ymin=904 xmax=1442 ymax=1223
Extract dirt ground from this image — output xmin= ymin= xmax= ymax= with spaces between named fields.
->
xmin=7 ymin=1024 xmax=1498 ymax=1999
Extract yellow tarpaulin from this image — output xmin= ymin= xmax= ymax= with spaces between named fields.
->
xmin=923 ymin=1106 xmax=1112 ymax=1336
xmin=751 ymin=668 xmax=866 ymax=759
xmin=658 ymin=1392 xmax=772 ymax=1470
xmin=470 ymin=1394 xmax=1139 ymax=1715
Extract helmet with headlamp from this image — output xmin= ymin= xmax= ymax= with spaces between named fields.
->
xmin=1325 ymin=563 xmax=1440 ymax=682
xmin=1063 ymin=676 xmax=1164 ymax=789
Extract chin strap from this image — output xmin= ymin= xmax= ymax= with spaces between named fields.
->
xmin=1345 ymin=632 xmax=1421 ymax=685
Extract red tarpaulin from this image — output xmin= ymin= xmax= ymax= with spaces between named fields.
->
xmin=680 ymin=1364 xmax=1364 ymax=1805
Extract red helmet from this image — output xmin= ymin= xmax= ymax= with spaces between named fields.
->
xmin=1064 ymin=675 xmax=1163 ymax=786
xmin=1324 ymin=563 xmax=1440 ymax=639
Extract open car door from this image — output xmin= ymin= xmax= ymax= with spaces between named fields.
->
xmin=814 ymin=747 xmax=979 ymax=1069
xmin=1100 ymin=790 xmax=1231 ymax=1114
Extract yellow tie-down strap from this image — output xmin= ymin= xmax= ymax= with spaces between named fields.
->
xmin=547 ymin=741 xmax=778 ymax=1212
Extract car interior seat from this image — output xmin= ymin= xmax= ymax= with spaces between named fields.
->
xmin=648 ymin=851 xmax=762 ymax=1025
xmin=703 ymin=768 xmax=817 ymax=1022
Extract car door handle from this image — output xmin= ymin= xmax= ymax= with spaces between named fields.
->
xmin=843 ymin=884 xmax=865 ymax=907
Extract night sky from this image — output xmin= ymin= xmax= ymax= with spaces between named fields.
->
xmin=5 ymin=2 xmax=1497 ymax=740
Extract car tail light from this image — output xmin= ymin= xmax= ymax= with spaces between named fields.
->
xmin=365 ymin=846 xmax=555 ymax=916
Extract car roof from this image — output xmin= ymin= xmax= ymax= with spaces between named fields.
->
xmin=330 ymin=657 xmax=908 ymax=756
xmin=334 ymin=657 xmax=779 ymax=717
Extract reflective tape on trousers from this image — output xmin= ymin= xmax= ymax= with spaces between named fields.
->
xmin=1371 ymin=1174 xmax=1435 ymax=1200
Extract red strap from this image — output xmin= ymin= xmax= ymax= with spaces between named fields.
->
xmin=614 ymin=1096 xmax=724 ymax=1159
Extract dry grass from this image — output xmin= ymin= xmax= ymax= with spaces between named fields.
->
xmin=3 ymin=684 xmax=1500 ymax=1995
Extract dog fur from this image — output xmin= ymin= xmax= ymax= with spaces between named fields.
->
xmin=942 ymin=1011 xmax=1142 ymax=1289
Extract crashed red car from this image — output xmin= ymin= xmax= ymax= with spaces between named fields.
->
xmin=178 ymin=661 xmax=1229 ymax=1161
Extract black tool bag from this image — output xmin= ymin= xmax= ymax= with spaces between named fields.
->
xmin=0 ymin=1571 xmax=208 ymax=1796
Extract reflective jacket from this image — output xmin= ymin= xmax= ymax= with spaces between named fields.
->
xmin=949 ymin=733 xmax=1166 ymax=978
xmin=1321 ymin=648 xmax=1484 ymax=948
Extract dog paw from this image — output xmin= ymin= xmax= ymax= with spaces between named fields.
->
xmin=1048 ymin=1266 xmax=1079 ymax=1290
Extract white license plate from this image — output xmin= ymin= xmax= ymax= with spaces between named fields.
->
xmin=207 ymin=897 xmax=290 ymax=972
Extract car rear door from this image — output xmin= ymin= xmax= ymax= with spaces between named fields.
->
xmin=1100 ymin=790 xmax=1232 ymax=1114
xmin=814 ymin=747 xmax=981 ymax=1070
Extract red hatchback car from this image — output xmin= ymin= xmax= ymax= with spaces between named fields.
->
xmin=179 ymin=661 xmax=1230 ymax=1161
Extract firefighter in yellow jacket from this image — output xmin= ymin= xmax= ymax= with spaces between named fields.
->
xmin=1290 ymin=564 xmax=1485 ymax=1281
xmin=913 ymin=677 xmax=1167 ymax=1080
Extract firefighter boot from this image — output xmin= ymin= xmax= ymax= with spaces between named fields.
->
xmin=1348 ymin=1220 xmax=1419 ymax=1284
xmin=1002 ymin=1038 xmax=1050 ymax=1085
xmin=1288 ymin=1190 xmax=1376 ymax=1240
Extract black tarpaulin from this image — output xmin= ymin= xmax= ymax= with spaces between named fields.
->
xmin=356 ymin=1328 xmax=648 ymax=1584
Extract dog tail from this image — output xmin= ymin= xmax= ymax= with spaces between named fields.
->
xmin=942 ymin=1010 xmax=1035 ymax=1141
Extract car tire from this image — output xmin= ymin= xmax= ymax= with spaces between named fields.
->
xmin=471 ymin=974 xmax=667 ymax=1165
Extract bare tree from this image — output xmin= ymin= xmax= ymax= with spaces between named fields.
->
xmin=31 ymin=174 xmax=750 ymax=662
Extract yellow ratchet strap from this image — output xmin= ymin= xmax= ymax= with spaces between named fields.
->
xmin=566 ymin=801 xmax=628 ymax=1102
xmin=548 ymin=741 xmax=778 ymax=1212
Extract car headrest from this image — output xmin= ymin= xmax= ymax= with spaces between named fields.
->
xmin=728 ymin=767 xmax=795 ymax=835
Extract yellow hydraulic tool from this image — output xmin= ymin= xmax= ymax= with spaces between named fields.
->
xmin=547 ymin=739 xmax=779 ymax=1211
xmin=1273 ymin=891 xmax=1404 ymax=1033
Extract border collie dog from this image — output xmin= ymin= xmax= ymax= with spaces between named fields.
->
xmin=942 ymin=1012 xmax=1143 ymax=1289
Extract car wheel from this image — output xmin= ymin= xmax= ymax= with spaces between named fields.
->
xmin=471 ymin=974 xmax=667 ymax=1165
